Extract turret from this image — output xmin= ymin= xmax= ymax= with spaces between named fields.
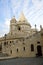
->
xmin=18 ymin=12 xmax=31 ymax=27
xmin=17 ymin=12 xmax=31 ymax=32
xmin=10 ymin=16 xmax=17 ymax=35
xmin=40 ymin=25 xmax=42 ymax=30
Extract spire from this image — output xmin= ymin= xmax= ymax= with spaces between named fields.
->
xmin=40 ymin=25 xmax=42 ymax=30
xmin=11 ymin=16 xmax=16 ymax=21
xmin=17 ymin=12 xmax=31 ymax=27
xmin=10 ymin=16 xmax=17 ymax=24
xmin=19 ymin=12 xmax=26 ymax=21
xmin=35 ymin=24 xmax=37 ymax=31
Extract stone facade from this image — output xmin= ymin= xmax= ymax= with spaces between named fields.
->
xmin=0 ymin=13 xmax=43 ymax=57
xmin=40 ymin=28 xmax=43 ymax=55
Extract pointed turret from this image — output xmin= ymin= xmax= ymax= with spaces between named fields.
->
xmin=10 ymin=16 xmax=17 ymax=35
xmin=19 ymin=12 xmax=26 ymax=21
xmin=17 ymin=12 xmax=31 ymax=27
xmin=10 ymin=16 xmax=17 ymax=24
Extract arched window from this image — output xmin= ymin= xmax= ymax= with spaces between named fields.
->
xmin=23 ymin=47 xmax=25 ymax=51
xmin=31 ymin=44 xmax=34 ymax=51
xmin=4 ymin=42 xmax=6 ymax=46
xmin=10 ymin=50 xmax=12 ymax=54
xmin=10 ymin=41 xmax=11 ymax=43
xmin=17 ymin=48 xmax=18 ymax=52
xmin=18 ymin=26 xmax=21 ymax=31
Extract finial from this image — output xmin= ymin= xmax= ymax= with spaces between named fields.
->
xmin=12 ymin=16 xmax=15 ymax=19
xmin=35 ymin=24 xmax=37 ymax=32
xmin=35 ymin=24 xmax=36 ymax=28
xmin=19 ymin=12 xmax=26 ymax=21
xmin=40 ymin=25 xmax=42 ymax=30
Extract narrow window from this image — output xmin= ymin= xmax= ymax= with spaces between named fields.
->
xmin=4 ymin=42 xmax=6 ymax=46
xmin=18 ymin=26 xmax=21 ymax=30
xmin=31 ymin=44 xmax=34 ymax=51
xmin=18 ymin=27 xmax=20 ymax=30
xmin=10 ymin=50 xmax=12 ymax=54
xmin=37 ymin=41 xmax=40 ymax=44
xmin=17 ymin=48 xmax=18 ymax=52
xmin=23 ymin=47 xmax=25 ymax=51
xmin=10 ymin=41 xmax=11 ymax=43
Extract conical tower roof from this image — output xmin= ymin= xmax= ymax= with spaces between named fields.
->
xmin=19 ymin=12 xmax=26 ymax=21
xmin=10 ymin=16 xmax=17 ymax=24
xmin=17 ymin=12 xmax=31 ymax=27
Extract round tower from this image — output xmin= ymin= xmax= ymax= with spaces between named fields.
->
xmin=17 ymin=12 xmax=31 ymax=32
xmin=10 ymin=16 xmax=17 ymax=35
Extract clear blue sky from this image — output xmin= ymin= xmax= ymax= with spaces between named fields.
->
xmin=0 ymin=0 xmax=43 ymax=37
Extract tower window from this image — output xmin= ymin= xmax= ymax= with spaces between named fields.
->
xmin=4 ymin=42 xmax=6 ymax=46
xmin=31 ymin=44 xmax=34 ymax=51
xmin=10 ymin=41 xmax=11 ymax=43
xmin=17 ymin=48 xmax=18 ymax=52
xmin=23 ymin=47 xmax=25 ymax=51
xmin=10 ymin=50 xmax=12 ymax=54
xmin=18 ymin=26 xmax=21 ymax=30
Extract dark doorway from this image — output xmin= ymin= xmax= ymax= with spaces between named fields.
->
xmin=36 ymin=45 xmax=42 ymax=57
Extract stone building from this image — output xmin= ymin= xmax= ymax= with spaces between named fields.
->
xmin=0 ymin=13 xmax=43 ymax=57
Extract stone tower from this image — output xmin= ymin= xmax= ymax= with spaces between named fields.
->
xmin=17 ymin=12 xmax=31 ymax=33
xmin=10 ymin=16 xmax=17 ymax=35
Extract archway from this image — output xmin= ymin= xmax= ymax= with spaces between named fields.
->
xmin=37 ymin=45 xmax=42 ymax=57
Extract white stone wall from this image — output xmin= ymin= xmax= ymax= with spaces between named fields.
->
xmin=0 ymin=14 xmax=43 ymax=57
